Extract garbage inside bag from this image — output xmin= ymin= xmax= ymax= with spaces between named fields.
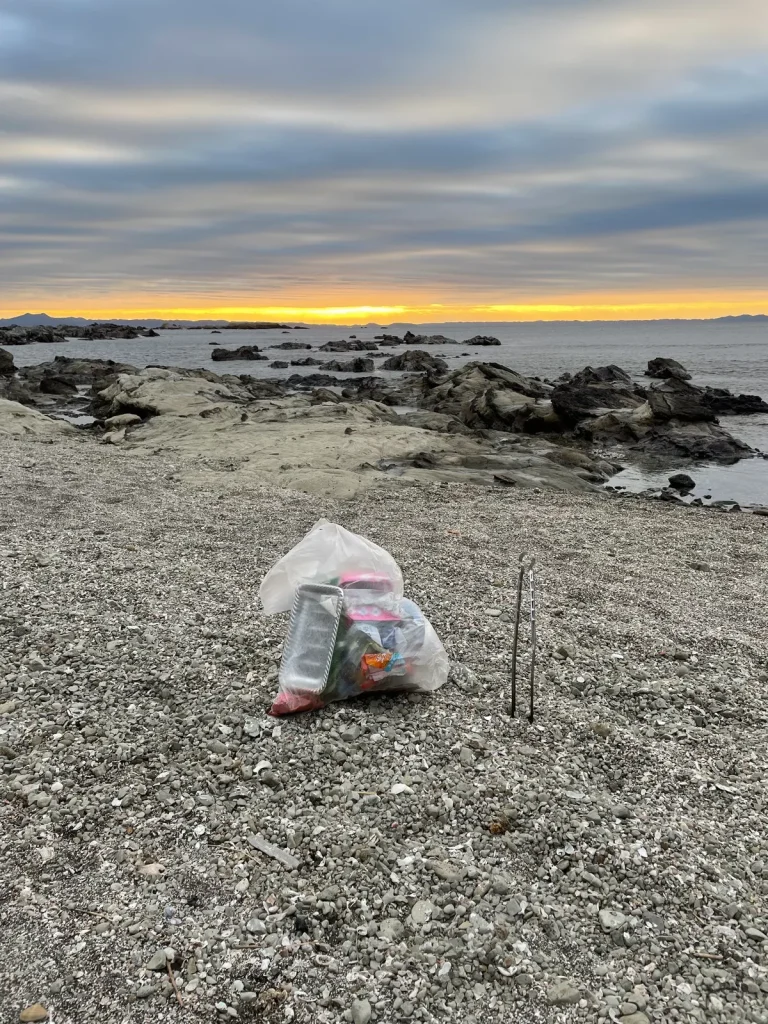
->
xmin=260 ymin=521 xmax=449 ymax=715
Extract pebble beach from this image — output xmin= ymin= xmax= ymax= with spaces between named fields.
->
xmin=1 ymin=432 xmax=767 ymax=1023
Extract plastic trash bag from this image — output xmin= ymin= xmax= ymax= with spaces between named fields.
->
xmin=260 ymin=521 xmax=449 ymax=715
xmin=259 ymin=519 xmax=403 ymax=615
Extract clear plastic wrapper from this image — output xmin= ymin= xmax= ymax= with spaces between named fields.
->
xmin=261 ymin=522 xmax=448 ymax=715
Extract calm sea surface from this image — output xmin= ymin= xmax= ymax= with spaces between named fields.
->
xmin=11 ymin=320 xmax=768 ymax=503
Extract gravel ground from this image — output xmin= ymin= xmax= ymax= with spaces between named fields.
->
xmin=1 ymin=434 xmax=767 ymax=1024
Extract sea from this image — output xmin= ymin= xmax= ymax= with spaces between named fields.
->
xmin=11 ymin=319 xmax=768 ymax=505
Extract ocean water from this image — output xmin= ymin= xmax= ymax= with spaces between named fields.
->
xmin=10 ymin=319 xmax=768 ymax=503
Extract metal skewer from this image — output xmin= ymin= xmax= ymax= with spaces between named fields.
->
xmin=511 ymin=554 xmax=536 ymax=718
xmin=528 ymin=560 xmax=537 ymax=723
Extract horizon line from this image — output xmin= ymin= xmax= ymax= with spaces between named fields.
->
xmin=1 ymin=308 xmax=767 ymax=327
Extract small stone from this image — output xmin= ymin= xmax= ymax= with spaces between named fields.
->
xmin=146 ymin=949 xmax=169 ymax=971
xmin=246 ymin=918 xmax=266 ymax=935
xmin=390 ymin=783 xmax=413 ymax=796
xmin=410 ymin=900 xmax=434 ymax=926
xmin=379 ymin=918 xmax=405 ymax=942
xmin=619 ymin=1014 xmax=650 ymax=1024
xmin=745 ymin=927 xmax=767 ymax=941
xmin=351 ymin=998 xmax=372 ymax=1024
xmin=591 ymin=722 xmax=612 ymax=738
xmin=136 ymin=985 xmax=155 ymax=999
xmin=546 ymin=981 xmax=580 ymax=1006
xmin=138 ymin=862 xmax=164 ymax=878
xmin=19 ymin=1006 xmax=49 ymax=1022
xmin=459 ymin=747 xmax=475 ymax=767
xmin=599 ymin=909 xmax=627 ymax=932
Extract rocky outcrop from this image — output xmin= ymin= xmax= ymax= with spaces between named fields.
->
xmin=270 ymin=360 xmax=289 ymax=369
xmin=211 ymin=346 xmax=267 ymax=362
xmin=381 ymin=350 xmax=447 ymax=372
xmin=645 ymin=357 xmax=691 ymax=380
xmin=290 ymin=357 xmax=323 ymax=367
xmin=269 ymin=342 xmax=312 ymax=350
xmin=0 ymin=398 xmax=76 ymax=438
xmin=21 ymin=356 xmax=138 ymax=387
xmin=39 ymin=375 xmax=78 ymax=397
xmin=702 ymin=387 xmax=768 ymax=416
xmin=319 ymin=340 xmax=378 ymax=352
xmin=638 ymin=422 xmax=752 ymax=462
xmin=464 ymin=335 xmax=501 ymax=346
xmin=324 ymin=357 xmax=375 ymax=373
xmin=403 ymin=331 xmax=457 ymax=346
xmin=0 ymin=323 xmax=158 ymax=343
xmin=646 ymin=378 xmax=716 ymax=423
xmin=423 ymin=362 xmax=547 ymax=415
xmin=0 ymin=347 xmax=14 ymax=376
xmin=550 ymin=367 xmax=644 ymax=425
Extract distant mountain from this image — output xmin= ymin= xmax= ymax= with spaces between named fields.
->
xmin=711 ymin=314 xmax=768 ymax=322
xmin=0 ymin=312 xmax=230 ymax=328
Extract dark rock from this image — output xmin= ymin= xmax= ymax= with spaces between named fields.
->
xmin=550 ymin=367 xmax=643 ymax=424
xmin=464 ymin=335 xmax=501 ymax=346
xmin=223 ymin=321 xmax=292 ymax=329
xmin=702 ymin=387 xmax=768 ymax=415
xmin=319 ymin=340 xmax=378 ymax=352
xmin=577 ymin=364 xmax=634 ymax=385
xmin=270 ymin=360 xmax=289 ymax=369
xmin=211 ymin=346 xmax=267 ymax=362
xmin=636 ymin=422 xmax=752 ymax=461
xmin=381 ymin=350 xmax=447 ymax=372
xmin=0 ymin=347 xmax=14 ymax=376
xmin=290 ymin=357 xmax=323 ymax=367
xmin=645 ymin=357 xmax=691 ymax=380
xmin=21 ymin=355 xmax=138 ymax=385
xmin=646 ymin=378 xmax=716 ymax=422
xmin=39 ymin=375 xmax=78 ymax=397
xmin=669 ymin=472 xmax=695 ymax=491
xmin=269 ymin=342 xmax=312 ymax=350
xmin=403 ymin=330 xmax=457 ymax=345
xmin=324 ymin=357 xmax=375 ymax=373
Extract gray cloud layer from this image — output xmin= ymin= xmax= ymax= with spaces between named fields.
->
xmin=1 ymin=0 xmax=767 ymax=307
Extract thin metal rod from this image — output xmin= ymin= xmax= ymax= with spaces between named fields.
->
xmin=509 ymin=557 xmax=526 ymax=717
xmin=528 ymin=562 xmax=537 ymax=723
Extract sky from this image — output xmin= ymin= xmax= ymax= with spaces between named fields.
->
xmin=1 ymin=0 xmax=767 ymax=323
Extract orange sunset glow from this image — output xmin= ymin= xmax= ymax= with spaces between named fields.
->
xmin=4 ymin=292 xmax=766 ymax=324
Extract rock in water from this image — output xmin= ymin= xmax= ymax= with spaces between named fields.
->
xmin=645 ymin=357 xmax=691 ymax=380
xmin=668 ymin=472 xmax=695 ymax=491
xmin=211 ymin=346 xmax=267 ymax=362
xmin=0 ymin=347 xmax=15 ymax=376
xmin=464 ymin=335 xmax=501 ymax=346
xmin=324 ymin=357 xmax=374 ymax=373
xmin=702 ymin=386 xmax=768 ymax=415
xmin=381 ymin=350 xmax=447 ymax=372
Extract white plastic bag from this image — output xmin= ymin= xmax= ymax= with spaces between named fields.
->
xmin=259 ymin=519 xmax=404 ymax=615
xmin=259 ymin=521 xmax=449 ymax=714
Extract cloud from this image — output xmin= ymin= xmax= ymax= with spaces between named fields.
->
xmin=0 ymin=0 xmax=767 ymax=308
